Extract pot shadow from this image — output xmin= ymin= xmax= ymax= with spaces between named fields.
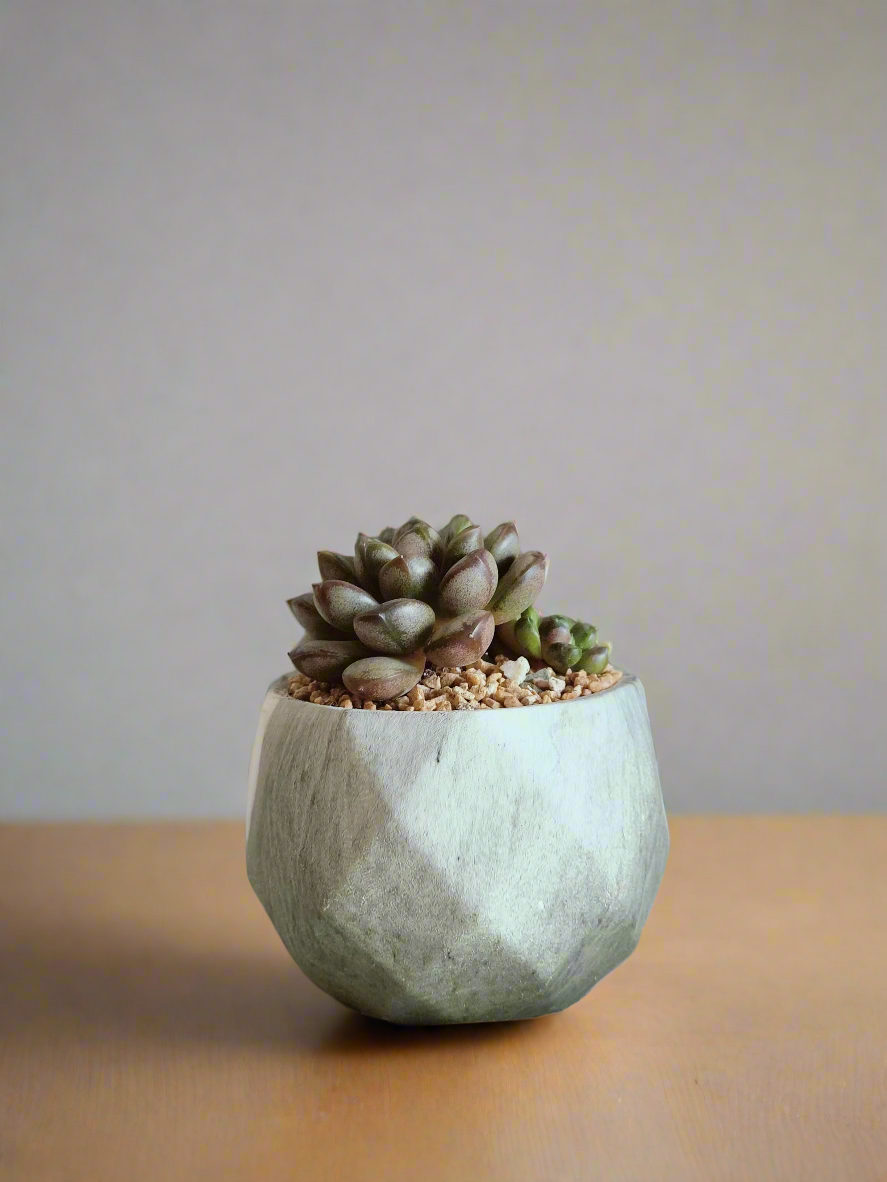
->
xmin=2 ymin=917 xmax=555 ymax=1057
xmin=316 ymin=1010 xmax=552 ymax=1058
xmin=2 ymin=917 xmax=335 ymax=1052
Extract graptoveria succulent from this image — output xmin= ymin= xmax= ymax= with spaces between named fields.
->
xmin=497 ymin=607 xmax=613 ymax=676
xmin=288 ymin=515 xmax=548 ymax=700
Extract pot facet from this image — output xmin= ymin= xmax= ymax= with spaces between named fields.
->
xmin=247 ymin=671 xmax=668 ymax=1025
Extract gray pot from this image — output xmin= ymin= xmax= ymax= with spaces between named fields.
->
xmin=246 ymin=671 xmax=668 ymax=1025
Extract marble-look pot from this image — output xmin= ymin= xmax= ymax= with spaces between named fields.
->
xmin=246 ymin=671 xmax=668 ymax=1025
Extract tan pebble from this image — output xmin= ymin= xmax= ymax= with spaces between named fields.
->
xmin=339 ymin=697 xmax=353 ymax=709
xmin=541 ymin=692 xmax=553 ymax=703
xmin=435 ymin=698 xmax=453 ymax=711
xmin=502 ymin=694 xmax=521 ymax=708
xmin=363 ymin=700 xmax=377 ymax=710
xmin=408 ymin=685 xmax=425 ymax=706
xmin=575 ymin=671 xmax=589 ymax=687
xmin=483 ymin=697 xmax=501 ymax=708
xmin=581 ymin=687 xmax=592 ymax=696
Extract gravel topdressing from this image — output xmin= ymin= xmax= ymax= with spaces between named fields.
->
xmin=286 ymin=653 xmax=623 ymax=711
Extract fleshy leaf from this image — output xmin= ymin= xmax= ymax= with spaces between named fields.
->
xmin=486 ymin=551 xmax=549 ymax=624
xmin=378 ymin=526 xmax=397 ymax=544
xmin=438 ymin=514 xmax=474 ymax=548
xmin=395 ymin=522 xmax=443 ymax=565
xmin=538 ymin=615 xmax=574 ymax=670
xmin=353 ymin=598 xmax=436 ymax=656
xmin=495 ymin=620 xmax=519 ymax=653
xmin=313 ymin=580 xmax=379 ymax=633
xmin=513 ymin=606 xmax=542 ymax=658
xmin=484 ymin=522 xmax=521 ymax=574
xmin=393 ymin=516 xmax=424 ymax=541
xmin=363 ymin=539 xmax=400 ymax=585
xmin=575 ymin=643 xmax=612 ymax=675
xmin=317 ymin=551 xmax=357 ymax=582
xmin=438 ymin=548 xmax=498 ymax=615
xmin=287 ymin=593 xmax=345 ymax=639
xmin=571 ymin=621 xmax=597 ymax=650
xmin=442 ymin=525 xmax=484 ymax=571
xmin=544 ymin=642 xmax=583 ymax=674
xmin=539 ymin=616 xmax=573 ymax=645
xmin=378 ymin=554 xmax=440 ymax=603
xmin=353 ymin=533 xmax=375 ymax=592
xmin=426 ymin=610 xmax=495 ymax=668
xmin=542 ymin=614 xmax=575 ymax=633
xmin=342 ymin=652 xmax=425 ymax=701
xmin=289 ymin=637 xmax=371 ymax=682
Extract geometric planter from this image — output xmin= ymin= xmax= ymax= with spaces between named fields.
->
xmin=246 ymin=670 xmax=668 ymax=1025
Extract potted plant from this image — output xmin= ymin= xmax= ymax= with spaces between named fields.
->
xmin=247 ymin=515 xmax=668 ymax=1025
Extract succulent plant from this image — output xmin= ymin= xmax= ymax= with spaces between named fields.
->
xmin=288 ymin=515 xmax=548 ymax=700
xmin=496 ymin=607 xmax=612 ymax=676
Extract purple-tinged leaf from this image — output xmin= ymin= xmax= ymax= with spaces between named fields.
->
xmin=353 ymin=598 xmax=436 ymax=655
xmin=438 ymin=548 xmax=498 ymax=615
xmin=426 ymin=610 xmax=495 ymax=668
xmin=313 ymin=580 xmax=379 ymax=633
xmin=342 ymin=652 xmax=425 ymax=701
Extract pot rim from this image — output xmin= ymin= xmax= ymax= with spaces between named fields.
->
xmin=265 ymin=668 xmax=637 ymax=715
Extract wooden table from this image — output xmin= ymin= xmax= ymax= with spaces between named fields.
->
xmin=1 ymin=819 xmax=884 ymax=1181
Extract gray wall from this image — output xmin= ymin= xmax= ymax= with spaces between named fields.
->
xmin=2 ymin=1 xmax=885 ymax=817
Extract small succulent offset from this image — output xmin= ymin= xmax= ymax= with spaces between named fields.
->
xmin=288 ymin=515 xmax=549 ymax=701
xmin=496 ymin=608 xmax=612 ymax=676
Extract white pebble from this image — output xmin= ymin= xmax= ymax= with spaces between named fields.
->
xmin=500 ymin=657 xmax=531 ymax=684
xmin=530 ymin=667 xmax=556 ymax=689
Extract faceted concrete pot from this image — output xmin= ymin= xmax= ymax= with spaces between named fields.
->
xmin=246 ymin=671 xmax=668 ymax=1025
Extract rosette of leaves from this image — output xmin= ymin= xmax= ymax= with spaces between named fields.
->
xmin=497 ymin=607 xmax=612 ymax=675
xmin=287 ymin=515 xmax=548 ymax=700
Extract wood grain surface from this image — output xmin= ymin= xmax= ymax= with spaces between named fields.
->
xmin=1 ymin=819 xmax=884 ymax=1182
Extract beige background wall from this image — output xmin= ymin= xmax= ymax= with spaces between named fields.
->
xmin=2 ymin=1 xmax=885 ymax=816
